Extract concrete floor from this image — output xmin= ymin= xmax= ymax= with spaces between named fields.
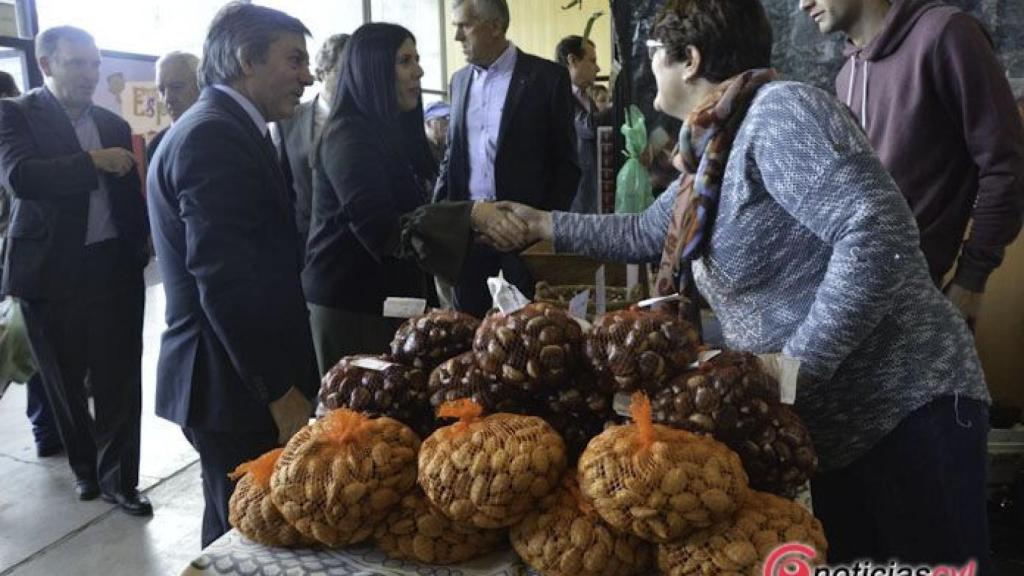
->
xmin=0 ymin=264 xmax=204 ymax=576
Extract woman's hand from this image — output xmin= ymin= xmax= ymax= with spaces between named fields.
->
xmin=501 ymin=202 xmax=554 ymax=244
xmin=470 ymin=201 xmax=529 ymax=252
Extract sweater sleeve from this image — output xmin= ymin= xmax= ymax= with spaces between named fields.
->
xmin=551 ymin=180 xmax=677 ymax=263
xmin=751 ymin=84 xmax=921 ymax=382
xmin=932 ymin=13 xmax=1024 ymax=291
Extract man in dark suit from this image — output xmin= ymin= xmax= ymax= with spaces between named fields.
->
xmin=147 ymin=2 xmax=317 ymax=547
xmin=146 ymin=51 xmax=200 ymax=163
xmin=0 ymin=26 xmax=151 ymax=514
xmin=274 ymin=33 xmax=347 ymax=256
xmin=436 ymin=0 xmax=579 ymax=316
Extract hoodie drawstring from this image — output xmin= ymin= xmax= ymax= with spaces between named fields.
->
xmin=845 ymin=55 xmax=870 ymax=131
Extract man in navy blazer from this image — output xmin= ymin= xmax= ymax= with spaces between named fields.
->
xmin=147 ymin=3 xmax=317 ymax=547
xmin=435 ymin=0 xmax=579 ymax=317
xmin=0 ymin=26 xmax=150 ymax=514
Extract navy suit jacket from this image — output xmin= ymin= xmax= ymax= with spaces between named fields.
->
xmin=434 ymin=49 xmax=579 ymax=211
xmin=147 ymin=87 xmax=318 ymax=431
xmin=0 ymin=87 xmax=149 ymax=300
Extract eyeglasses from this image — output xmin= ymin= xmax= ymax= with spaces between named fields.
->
xmin=645 ymin=39 xmax=664 ymax=60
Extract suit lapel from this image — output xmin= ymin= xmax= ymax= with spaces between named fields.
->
xmin=496 ymin=50 xmax=532 ymax=153
xmin=31 ymin=89 xmax=82 ymax=156
xmin=454 ymin=69 xmax=472 ymax=196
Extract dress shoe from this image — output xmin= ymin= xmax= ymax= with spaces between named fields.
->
xmin=35 ymin=441 xmax=64 ymax=458
xmin=102 ymin=489 xmax=153 ymax=516
xmin=75 ymin=479 xmax=100 ymax=501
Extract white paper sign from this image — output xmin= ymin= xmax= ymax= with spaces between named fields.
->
xmin=595 ymin=266 xmax=606 ymax=316
xmin=350 ymin=357 xmax=399 ymax=372
xmin=568 ymin=289 xmax=591 ymax=320
xmin=637 ymin=293 xmax=683 ymax=309
xmin=383 ymin=297 xmax=427 ymax=318
xmin=487 ymin=275 xmax=530 ymax=315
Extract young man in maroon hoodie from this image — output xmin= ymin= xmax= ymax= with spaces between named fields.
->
xmin=797 ymin=0 xmax=1024 ymax=572
xmin=800 ymin=0 xmax=1024 ymax=332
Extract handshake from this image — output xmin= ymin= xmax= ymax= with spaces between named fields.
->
xmin=469 ymin=201 xmax=553 ymax=252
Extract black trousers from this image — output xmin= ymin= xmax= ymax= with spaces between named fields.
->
xmin=811 ymin=395 xmax=991 ymax=574
xmin=183 ymin=426 xmax=278 ymax=548
xmin=20 ymin=239 xmax=144 ymax=494
xmin=453 ymin=244 xmax=535 ymax=318
xmin=25 ymin=372 xmax=60 ymax=448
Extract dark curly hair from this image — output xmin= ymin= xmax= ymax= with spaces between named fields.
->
xmin=652 ymin=0 xmax=773 ymax=82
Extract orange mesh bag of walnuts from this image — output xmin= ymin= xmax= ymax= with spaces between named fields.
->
xmin=269 ymin=409 xmax=420 ymax=548
xmin=510 ymin=477 xmax=654 ymax=576
xmin=390 ymin=310 xmax=481 ymax=371
xmin=418 ymin=399 xmax=568 ymax=529
xmin=227 ymin=448 xmax=316 ymax=548
xmin=472 ymin=303 xmax=584 ymax=393
xmin=658 ymin=490 xmax=828 ymax=576
xmin=584 ymin=309 xmax=701 ymax=395
xmin=578 ymin=394 xmax=749 ymax=543
xmin=373 ymin=488 xmax=506 ymax=565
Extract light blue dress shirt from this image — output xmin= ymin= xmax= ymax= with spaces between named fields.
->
xmin=466 ymin=42 xmax=517 ymax=202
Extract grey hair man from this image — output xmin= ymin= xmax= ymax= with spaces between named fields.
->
xmin=147 ymin=51 xmax=200 ymax=161
xmin=147 ymin=2 xmax=318 ymax=547
xmin=275 ymin=33 xmax=349 ymax=253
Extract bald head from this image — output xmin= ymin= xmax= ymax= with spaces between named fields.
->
xmin=156 ymin=51 xmax=200 ymax=122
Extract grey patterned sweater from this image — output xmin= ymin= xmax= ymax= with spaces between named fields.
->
xmin=553 ymin=81 xmax=989 ymax=471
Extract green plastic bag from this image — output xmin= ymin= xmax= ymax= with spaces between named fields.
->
xmin=615 ymin=105 xmax=654 ymax=214
xmin=0 ymin=297 xmax=36 ymax=399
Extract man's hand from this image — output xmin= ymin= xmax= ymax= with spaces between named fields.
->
xmin=88 ymin=148 xmax=136 ymax=177
xmin=944 ymin=282 xmax=983 ymax=330
xmin=470 ymin=201 xmax=529 ymax=252
xmin=268 ymin=386 xmax=312 ymax=445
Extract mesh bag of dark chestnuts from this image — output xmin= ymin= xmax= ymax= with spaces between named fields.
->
xmin=584 ymin=309 xmax=701 ymax=395
xmin=472 ymin=303 xmax=584 ymax=393
xmin=389 ymin=310 xmax=481 ymax=371
xmin=427 ymin=351 xmax=532 ymax=415
xmin=318 ymin=354 xmax=433 ymax=437
xmin=540 ymin=368 xmax=620 ymax=463
xmin=650 ymin=351 xmax=818 ymax=497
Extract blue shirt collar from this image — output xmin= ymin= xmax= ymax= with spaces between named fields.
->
xmin=213 ymin=84 xmax=268 ymax=136
xmin=472 ymin=42 xmax=517 ymax=75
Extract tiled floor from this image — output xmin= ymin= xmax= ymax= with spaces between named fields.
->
xmin=0 ymin=264 xmax=204 ymax=576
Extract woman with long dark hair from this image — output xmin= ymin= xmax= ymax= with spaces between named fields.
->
xmin=303 ymin=23 xmax=522 ymax=374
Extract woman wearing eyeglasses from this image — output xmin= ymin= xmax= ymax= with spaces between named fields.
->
xmin=507 ymin=0 xmax=990 ymax=570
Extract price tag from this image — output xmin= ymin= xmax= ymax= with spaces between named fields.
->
xmin=383 ymin=297 xmax=427 ymax=318
xmin=613 ymin=393 xmax=633 ymax=418
xmin=488 ymin=275 xmax=530 ymax=315
xmin=350 ymin=357 xmax=399 ymax=372
xmin=636 ymin=293 xmax=683 ymax=309
xmin=757 ymin=353 xmax=801 ymax=405
xmin=595 ymin=265 xmax=606 ymax=316
xmin=568 ymin=289 xmax=591 ymax=320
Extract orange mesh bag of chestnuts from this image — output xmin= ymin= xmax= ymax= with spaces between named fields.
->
xmin=578 ymin=394 xmax=749 ymax=543
xmin=228 ymin=448 xmax=316 ymax=548
xmin=472 ymin=303 xmax=584 ymax=393
xmin=270 ymin=409 xmax=420 ymax=548
xmin=390 ymin=310 xmax=481 ymax=371
xmin=658 ymin=490 xmax=828 ymax=576
xmin=511 ymin=477 xmax=654 ymax=576
xmin=418 ymin=399 xmax=567 ymax=529
xmin=584 ymin=309 xmax=701 ymax=394
xmin=373 ymin=488 xmax=506 ymax=565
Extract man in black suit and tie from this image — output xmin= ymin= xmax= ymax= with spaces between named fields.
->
xmin=436 ymin=0 xmax=579 ymax=317
xmin=274 ymin=33 xmax=348 ymax=255
xmin=0 ymin=26 xmax=151 ymax=514
xmin=146 ymin=51 xmax=200 ymax=163
xmin=147 ymin=2 xmax=317 ymax=547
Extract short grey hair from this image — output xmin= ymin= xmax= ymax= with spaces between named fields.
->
xmin=452 ymin=0 xmax=510 ymax=33
xmin=314 ymin=34 xmax=350 ymax=79
xmin=156 ymin=51 xmax=200 ymax=75
xmin=199 ymin=1 xmax=310 ymax=88
xmin=35 ymin=26 xmax=94 ymax=61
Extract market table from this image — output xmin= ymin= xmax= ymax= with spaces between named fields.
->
xmin=181 ymin=529 xmax=538 ymax=576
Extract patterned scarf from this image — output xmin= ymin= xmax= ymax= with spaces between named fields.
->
xmin=654 ymin=68 xmax=777 ymax=298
